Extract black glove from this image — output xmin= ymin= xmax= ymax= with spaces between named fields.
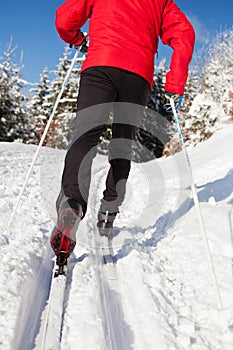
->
xmin=78 ymin=37 xmax=88 ymax=53
xmin=164 ymin=92 xmax=183 ymax=112
xmin=69 ymin=33 xmax=89 ymax=53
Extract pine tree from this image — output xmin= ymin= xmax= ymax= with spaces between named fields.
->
xmin=28 ymin=67 xmax=51 ymax=144
xmin=45 ymin=46 xmax=83 ymax=148
xmin=182 ymin=27 xmax=233 ymax=146
xmin=201 ymin=27 xmax=233 ymax=117
xmin=181 ymin=68 xmax=199 ymax=114
xmin=182 ymin=94 xmax=224 ymax=146
xmin=30 ymin=46 xmax=84 ymax=148
xmin=147 ymin=59 xmax=167 ymax=112
xmin=134 ymin=59 xmax=174 ymax=161
xmin=178 ymin=68 xmax=200 ymax=145
xmin=0 ymin=39 xmax=30 ymax=142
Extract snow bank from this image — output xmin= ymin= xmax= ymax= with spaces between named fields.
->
xmin=0 ymin=123 xmax=233 ymax=349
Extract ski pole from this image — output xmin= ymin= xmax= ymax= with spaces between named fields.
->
xmin=7 ymin=48 xmax=81 ymax=231
xmin=169 ymin=97 xmax=223 ymax=309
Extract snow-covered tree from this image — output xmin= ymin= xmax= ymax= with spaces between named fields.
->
xmin=182 ymin=94 xmax=225 ymax=146
xmin=177 ymin=68 xmax=200 ymax=146
xmin=180 ymin=27 xmax=233 ymax=146
xmin=147 ymin=59 xmax=167 ymax=112
xmin=29 ymin=46 xmax=84 ymax=148
xmin=28 ymin=67 xmax=51 ymax=144
xmin=134 ymin=59 xmax=175 ymax=162
xmin=0 ymin=39 xmax=30 ymax=142
xmin=46 ymin=46 xmax=83 ymax=148
xmin=201 ymin=27 xmax=233 ymax=117
xmin=181 ymin=68 xmax=199 ymax=114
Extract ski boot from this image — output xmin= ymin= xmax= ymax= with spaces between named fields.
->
xmin=54 ymin=250 xmax=67 ymax=277
xmin=50 ymin=193 xmax=83 ymax=259
xmin=97 ymin=211 xmax=117 ymax=236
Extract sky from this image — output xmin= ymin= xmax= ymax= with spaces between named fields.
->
xmin=0 ymin=0 xmax=232 ymax=84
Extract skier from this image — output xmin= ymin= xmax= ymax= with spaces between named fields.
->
xmin=50 ymin=0 xmax=195 ymax=259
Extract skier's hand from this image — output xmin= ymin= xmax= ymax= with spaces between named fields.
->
xmin=77 ymin=37 xmax=89 ymax=53
xmin=69 ymin=32 xmax=88 ymax=53
xmin=164 ymin=92 xmax=183 ymax=113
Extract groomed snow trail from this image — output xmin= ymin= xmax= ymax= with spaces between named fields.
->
xmin=0 ymin=124 xmax=233 ymax=349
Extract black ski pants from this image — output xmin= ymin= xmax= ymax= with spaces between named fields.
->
xmin=61 ymin=66 xmax=150 ymax=216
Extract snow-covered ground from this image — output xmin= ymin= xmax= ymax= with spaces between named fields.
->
xmin=0 ymin=123 xmax=233 ymax=350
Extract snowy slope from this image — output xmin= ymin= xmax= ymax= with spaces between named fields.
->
xmin=0 ymin=123 xmax=233 ymax=350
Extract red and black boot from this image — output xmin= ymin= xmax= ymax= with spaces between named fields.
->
xmin=50 ymin=193 xmax=83 ymax=260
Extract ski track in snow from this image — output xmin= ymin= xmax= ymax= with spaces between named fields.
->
xmin=0 ymin=125 xmax=233 ymax=349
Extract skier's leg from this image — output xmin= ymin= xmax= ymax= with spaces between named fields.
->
xmin=101 ymin=71 xmax=150 ymax=209
xmin=101 ymin=122 xmax=136 ymax=210
xmin=98 ymin=70 xmax=150 ymax=235
xmin=97 ymin=123 xmax=135 ymax=236
xmin=61 ymin=67 xmax=118 ymax=216
xmin=51 ymin=67 xmax=118 ymax=255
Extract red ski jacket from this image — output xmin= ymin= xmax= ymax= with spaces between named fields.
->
xmin=55 ymin=0 xmax=195 ymax=94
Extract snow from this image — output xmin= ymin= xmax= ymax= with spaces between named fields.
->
xmin=0 ymin=123 xmax=233 ymax=349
